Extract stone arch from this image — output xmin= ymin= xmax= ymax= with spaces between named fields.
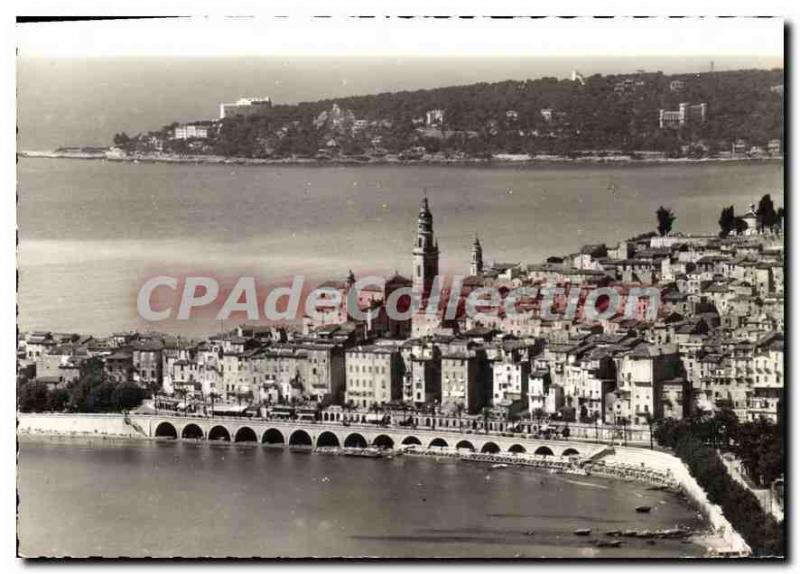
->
xmin=344 ymin=433 xmax=368 ymax=448
xmin=481 ymin=441 xmax=500 ymax=454
xmin=429 ymin=437 xmax=448 ymax=448
xmin=562 ymin=447 xmax=580 ymax=457
xmin=316 ymin=431 xmax=340 ymax=448
xmin=535 ymin=446 xmax=554 ymax=456
xmin=155 ymin=421 xmax=177 ymax=439
xmin=455 ymin=440 xmax=475 ymax=451
xmin=508 ymin=444 xmax=527 ymax=454
xmin=262 ymin=428 xmax=285 ymax=445
xmin=401 ymin=436 xmax=422 ymax=446
xmin=208 ymin=425 xmax=231 ymax=441
xmin=181 ymin=423 xmax=204 ymax=440
xmin=372 ymin=434 xmax=394 ymax=449
xmin=234 ymin=426 xmax=258 ymax=443
xmin=289 ymin=429 xmax=313 ymax=447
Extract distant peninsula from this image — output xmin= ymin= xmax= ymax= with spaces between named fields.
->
xmin=27 ymin=68 xmax=784 ymax=165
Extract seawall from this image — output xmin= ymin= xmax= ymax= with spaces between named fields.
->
xmin=18 ymin=412 xmax=143 ymax=438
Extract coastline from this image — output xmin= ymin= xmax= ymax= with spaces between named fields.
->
xmin=18 ymin=149 xmax=783 ymax=169
xmin=17 ymin=412 xmax=750 ymax=557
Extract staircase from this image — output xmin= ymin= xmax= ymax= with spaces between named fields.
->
xmin=123 ymin=414 xmax=148 ymax=437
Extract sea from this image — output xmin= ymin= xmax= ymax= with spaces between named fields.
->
xmin=17 ymin=438 xmax=707 ymax=558
xmin=17 ymin=157 xmax=783 ymax=337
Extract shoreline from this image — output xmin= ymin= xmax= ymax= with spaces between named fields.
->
xmin=18 ymin=150 xmax=783 ymax=169
xmin=19 ymin=431 xmax=716 ymax=559
xmin=17 ymin=413 xmax=750 ymax=557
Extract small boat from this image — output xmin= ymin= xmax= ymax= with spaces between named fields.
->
xmin=491 ymin=463 xmax=509 ymax=469
xmin=343 ymin=448 xmax=381 ymax=458
xmin=574 ymin=528 xmax=592 ymax=536
xmin=636 ymin=505 xmax=652 ymax=513
xmin=604 ymin=530 xmax=622 ymax=537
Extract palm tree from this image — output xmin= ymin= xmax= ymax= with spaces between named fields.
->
xmin=208 ymin=389 xmax=220 ymax=418
xmin=591 ymin=411 xmax=601 ymax=443
xmin=619 ymin=416 xmax=629 ymax=447
xmin=344 ymin=399 xmax=356 ymax=423
xmin=644 ymin=413 xmax=655 ymax=450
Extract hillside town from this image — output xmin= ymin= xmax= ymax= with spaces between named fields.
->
xmin=18 ymin=195 xmax=784 ymax=438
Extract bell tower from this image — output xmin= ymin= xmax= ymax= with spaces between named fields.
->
xmin=412 ymin=197 xmax=439 ymax=297
xmin=471 ymin=235 xmax=483 ymax=277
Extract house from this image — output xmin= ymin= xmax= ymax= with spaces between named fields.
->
xmin=439 ymin=340 xmax=489 ymax=414
xmin=732 ymin=139 xmax=748 ymax=155
xmin=104 ymin=350 xmax=134 ymax=384
xmin=400 ymin=339 xmax=441 ymax=405
xmin=610 ymin=343 xmax=682 ymax=425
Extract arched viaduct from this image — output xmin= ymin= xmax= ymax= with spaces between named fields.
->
xmin=129 ymin=414 xmax=589 ymax=458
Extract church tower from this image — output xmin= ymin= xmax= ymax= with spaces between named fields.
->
xmin=412 ymin=197 xmax=439 ymax=297
xmin=471 ymin=235 xmax=483 ymax=276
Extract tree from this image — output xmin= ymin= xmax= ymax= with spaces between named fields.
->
xmin=86 ymin=382 xmax=116 ymax=412
xmin=756 ymin=194 xmax=777 ymax=232
xmin=46 ymin=388 xmax=70 ymax=412
xmin=112 ymin=132 xmax=133 ymax=150
xmin=18 ymin=381 xmax=50 ymax=412
xmin=775 ymin=207 xmax=785 ymax=233
xmin=656 ymin=206 xmax=676 ymax=236
xmin=557 ymin=405 xmax=576 ymax=423
xmin=111 ymin=384 xmax=146 ymax=411
xmin=208 ymin=390 xmax=220 ymax=417
xmin=734 ymin=216 xmax=749 ymax=235
xmin=67 ymin=357 xmax=105 ymax=412
xmin=174 ymin=387 xmax=188 ymax=415
xmin=718 ymin=205 xmax=736 ymax=237
xmin=644 ymin=413 xmax=656 ymax=450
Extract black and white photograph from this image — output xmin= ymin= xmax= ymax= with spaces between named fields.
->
xmin=10 ymin=11 xmax=787 ymax=561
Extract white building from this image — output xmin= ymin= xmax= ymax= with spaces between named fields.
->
xmin=173 ymin=124 xmax=209 ymax=140
xmin=345 ymin=344 xmax=402 ymax=409
xmin=219 ymin=97 xmax=272 ymax=119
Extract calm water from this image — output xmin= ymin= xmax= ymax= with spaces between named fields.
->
xmin=18 ymin=438 xmax=706 ymax=558
xmin=17 ymin=158 xmax=783 ymax=335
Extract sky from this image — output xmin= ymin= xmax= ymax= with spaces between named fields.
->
xmin=16 ymin=17 xmax=784 ymax=150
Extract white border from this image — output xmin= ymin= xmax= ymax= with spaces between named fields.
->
xmin=3 ymin=1 xmax=795 ymax=571
xmin=16 ymin=16 xmax=784 ymax=59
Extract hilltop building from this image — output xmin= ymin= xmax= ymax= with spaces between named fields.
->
xmin=425 ymin=109 xmax=445 ymax=128
xmin=659 ymin=102 xmax=707 ymax=129
xmin=219 ymin=97 xmax=272 ymax=120
xmin=571 ymin=70 xmax=586 ymax=86
xmin=173 ymin=124 xmax=210 ymax=140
